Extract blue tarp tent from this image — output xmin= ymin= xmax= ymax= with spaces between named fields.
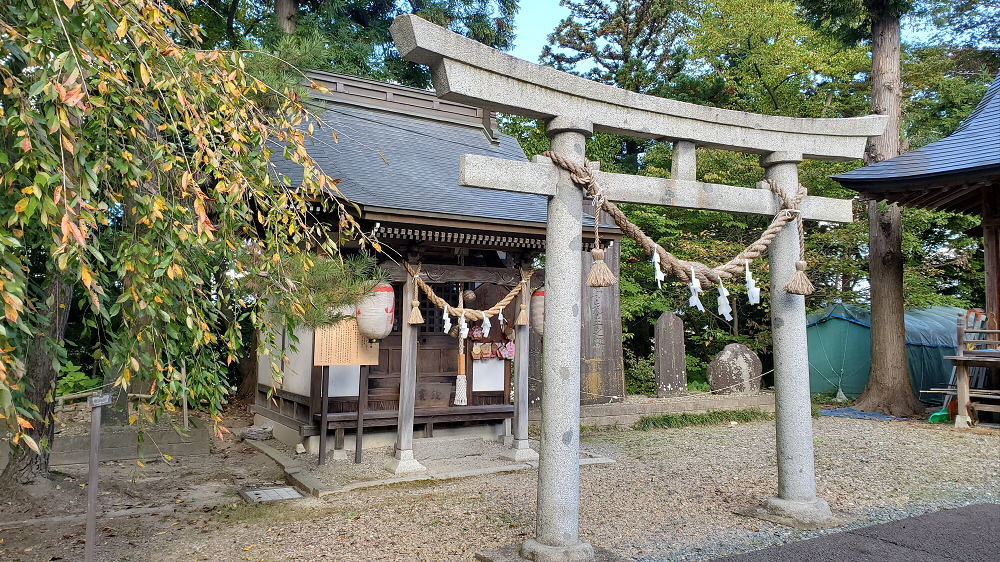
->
xmin=806 ymin=304 xmax=963 ymax=402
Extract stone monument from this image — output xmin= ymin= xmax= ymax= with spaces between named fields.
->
xmin=708 ymin=343 xmax=763 ymax=394
xmin=655 ymin=311 xmax=687 ymax=397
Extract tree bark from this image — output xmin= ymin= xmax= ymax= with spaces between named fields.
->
xmin=854 ymin=7 xmax=924 ymax=417
xmin=235 ymin=328 xmax=259 ymax=401
xmin=275 ymin=0 xmax=297 ymax=34
xmin=1 ymin=276 xmax=73 ymax=487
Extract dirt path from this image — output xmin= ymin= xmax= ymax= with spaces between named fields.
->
xmin=1 ymin=417 xmax=997 ymax=561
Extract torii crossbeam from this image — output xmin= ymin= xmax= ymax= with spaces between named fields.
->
xmin=390 ymin=14 xmax=886 ymax=561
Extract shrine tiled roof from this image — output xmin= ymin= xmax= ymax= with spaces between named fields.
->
xmin=270 ymin=73 xmax=550 ymax=228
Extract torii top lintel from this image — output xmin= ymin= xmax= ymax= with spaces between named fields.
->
xmin=390 ymin=14 xmax=887 ymax=161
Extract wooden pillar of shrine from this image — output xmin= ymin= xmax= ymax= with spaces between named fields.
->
xmin=503 ymin=275 xmax=538 ymax=462
xmin=984 ymin=189 xmax=999 ymax=330
xmin=386 ymin=271 xmax=426 ymax=474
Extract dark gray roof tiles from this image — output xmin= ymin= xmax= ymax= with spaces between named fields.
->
xmin=272 ymin=102 xmax=551 ymax=225
xmin=834 ymin=73 xmax=1000 ymax=187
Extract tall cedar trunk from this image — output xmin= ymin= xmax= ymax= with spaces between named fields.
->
xmin=853 ymin=8 xmax=925 ymax=417
xmin=275 ymin=0 xmax=298 ymax=34
xmin=1 ymin=277 xmax=73 ymax=486
xmin=235 ymin=328 xmax=259 ymax=401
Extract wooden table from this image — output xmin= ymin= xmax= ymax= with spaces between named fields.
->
xmin=944 ymin=355 xmax=1000 ymax=428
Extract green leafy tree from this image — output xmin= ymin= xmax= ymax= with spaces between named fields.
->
xmin=541 ymin=0 xmax=692 ymax=93
xmin=517 ymin=0 xmax=990 ymax=397
xmin=797 ymin=0 xmax=989 ymax=416
xmin=0 ymin=0 xmax=375 ymax=486
xmin=186 ymin=1 xmax=519 ymax=88
xmin=913 ymin=1 xmax=1000 ymax=51
xmin=690 ymin=0 xmax=870 ymax=116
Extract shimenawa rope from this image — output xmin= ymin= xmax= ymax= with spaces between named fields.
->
xmin=404 ymin=263 xmax=533 ymax=323
xmin=542 ymin=151 xmax=814 ymax=295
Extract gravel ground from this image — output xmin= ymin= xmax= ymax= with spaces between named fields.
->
xmin=2 ymin=416 xmax=997 ymax=561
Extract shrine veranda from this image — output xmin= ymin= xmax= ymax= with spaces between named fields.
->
xmin=388 ymin=14 xmax=887 ymax=561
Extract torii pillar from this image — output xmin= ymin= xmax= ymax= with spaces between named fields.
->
xmin=521 ymin=117 xmax=595 ymax=560
xmin=390 ymin=14 xmax=885 ymax=560
xmin=760 ymin=152 xmax=832 ymax=523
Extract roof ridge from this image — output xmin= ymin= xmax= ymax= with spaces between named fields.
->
xmin=953 ymin=72 xmax=1000 ymax=134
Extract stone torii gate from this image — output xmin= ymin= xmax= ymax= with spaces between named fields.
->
xmin=390 ymin=14 xmax=886 ymax=561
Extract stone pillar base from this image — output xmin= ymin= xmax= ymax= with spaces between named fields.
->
xmin=384 ymin=449 xmax=426 ymax=474
xmin=331 ymin=448 xmax=348 ymax=461
xmin=750 ymin=497 xmax=841 ymax=530
xmin=520 ymin=538 xmax=595 ymax=562
xmin=954 ymin=415 xmax=972 ymax=428
xmin=501 ymin=441 xmax=538 ymax=462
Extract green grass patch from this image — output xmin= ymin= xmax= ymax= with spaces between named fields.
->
xmin=811 ymin=391 xmax=855 ymax=407
xmin=633 ymin=408 xmax=774 ymax=430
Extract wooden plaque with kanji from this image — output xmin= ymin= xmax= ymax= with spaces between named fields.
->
xmin=313 ymin=318 xmax=379 ymax=366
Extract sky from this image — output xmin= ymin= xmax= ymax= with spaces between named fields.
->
xmin=506 ymin=2 xmax=942 ymax=64
xmin=510 ymin=0 xmax=570 ymax=63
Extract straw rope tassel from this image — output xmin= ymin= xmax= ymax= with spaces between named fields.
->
xmin=516 ymin=280 xmax=529 ymax=326
xmin=454 ymin=289 xmax=468 ymax=406
xmin=587 ymin=247 xmax=617 ymax=287
xmin=407 ymin=267 xmax=424 ymax=325
xmin=784 ymin=213 xmax=815 ymax=296
xmin=587 ymin=208 xmax=617 ymax=288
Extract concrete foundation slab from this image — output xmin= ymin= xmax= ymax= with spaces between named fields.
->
xmin=531 ymin=393 xmax=776 ymax=428
xmin=724 ymin=504 xmax=1000 ymax=561
xmin=413 ymin=436 xmax=484 ymax=461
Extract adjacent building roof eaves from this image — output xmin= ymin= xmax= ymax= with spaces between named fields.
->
xmin=833 ymin=74 xmax=1000 ymax=190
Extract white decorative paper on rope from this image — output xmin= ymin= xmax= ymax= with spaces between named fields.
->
xmin=652 ymin=250 xmax=666 ymax=289
xmin=717 ymin=282 xmax=733 ymax=321
xmin=688 ymin=265 xmax=705 ymax=312
xmin=442 ymin=305 xmax=452 ymax=333
xmin=745 ymin=261 xmax=761 ymax=305
xmin=458 ymin=312 xmax=469 ymax=339
xmin=481 ymin=314 xmax=492 ymax=338
xmin=497 ymin=311 xmax=506 ymax=327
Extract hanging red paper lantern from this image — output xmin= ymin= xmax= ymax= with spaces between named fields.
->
xmin=530 ymin=288 xmax=545 ymax=336
xmin=356 ymin=283 xmax=395 ymax=341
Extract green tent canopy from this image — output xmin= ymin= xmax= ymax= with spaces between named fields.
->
xmin=807 ymin=304 xmax=964 ymax=403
